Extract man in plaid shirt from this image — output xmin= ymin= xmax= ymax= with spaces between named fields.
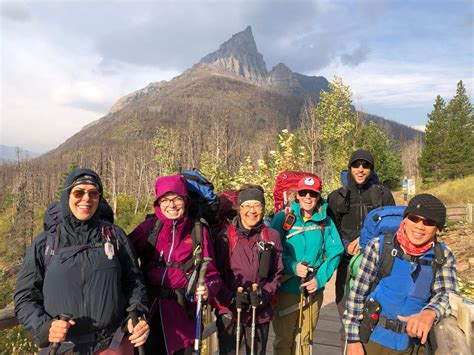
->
xmin=343 ymin=194 xmax=459 ymax=354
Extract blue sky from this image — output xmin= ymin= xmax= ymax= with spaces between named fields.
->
xmin=1 ymin=0 xmax=472 ymax=153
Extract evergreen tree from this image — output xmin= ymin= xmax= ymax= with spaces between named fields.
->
xmin=360 ymin=122 xmax=404 ymax=187
xmin=419 ymin=95 xmax=447 ymax=182
xmin=444 ymin=80 xmax=474 ymax=179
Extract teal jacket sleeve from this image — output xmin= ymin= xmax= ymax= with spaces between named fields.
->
xmin=315 ymin=217 xmax=344 ymax=290
xmin=271 ymin=211 xmax=298 ymax=275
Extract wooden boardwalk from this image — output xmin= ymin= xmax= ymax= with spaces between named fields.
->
xmin=209 ymin=274 xmax=343 ymax=354
xmin=267 ymin=274 xmax=343 ymax=354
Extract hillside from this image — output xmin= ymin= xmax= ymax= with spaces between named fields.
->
xmin=0 ymin=26 xmax=423 ymax=207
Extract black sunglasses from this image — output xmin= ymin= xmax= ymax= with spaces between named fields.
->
xmin=406 ymin=214 xmax=437 ymax=227
xmin=351 ymin=161 xmax=372 ymax=169
xmin=297 ymin=190 xmax=319 ymax=198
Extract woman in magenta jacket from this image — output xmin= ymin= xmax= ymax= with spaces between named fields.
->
xmin=129 ymin=175 xmax=222 ymax=354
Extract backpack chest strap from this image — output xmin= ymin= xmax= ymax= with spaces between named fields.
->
xmin=286 ymin=224 xmax=325 ymax=239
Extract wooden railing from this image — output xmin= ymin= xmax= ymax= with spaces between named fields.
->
xmin=447 ymin=204 xmax=473 ymax=224
xmin=0 ymin=306 xmax=17 ymax=330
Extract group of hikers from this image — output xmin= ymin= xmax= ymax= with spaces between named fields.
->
xmin=13 ymin=149 xmax=459 ymax=355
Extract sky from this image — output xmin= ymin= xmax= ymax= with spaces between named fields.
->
xmin=1 ymin=0 xmax=473 ymax=153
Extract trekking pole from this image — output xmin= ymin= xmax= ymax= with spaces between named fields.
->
xmin=193 ymin=257 xmax=212 ymax=354
xmin=307 ymin=266 xmax=315 ymax=355
xmin=129 ymin=311 xmax=146 ymax=355
xmin=250 ymin=283 xmax=258 ymax=355
xmin=235 ymin=286 xmax=244 ymax=355
xmin=295 ymin=286 xmax=304 ymax=355
xmin=50 ymin=313 xmax=73 ymax=355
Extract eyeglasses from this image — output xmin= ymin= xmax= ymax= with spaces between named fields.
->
xmin=159 ymin=196 xmax=185 ymax=207
xmin=240 ymin=203 xmax=263 ymax=212
xmin=406 ymin=214 xmax=437 ymax=227
xmin=297 ymin=190 xmax=319 ymax=198
xmin=71 ymin=189 xmax=101 ymax=200
xmin=351 ymin=161 xmax=372 ymax=169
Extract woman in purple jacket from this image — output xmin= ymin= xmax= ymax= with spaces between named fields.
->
xmin=214 ymin=184 xmax=283 ymax=355
xmin=128 ymin=175 xmax=221 ymax=354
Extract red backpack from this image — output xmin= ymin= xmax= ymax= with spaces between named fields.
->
xmin=273 ymin=171 xmax=320 ymax=212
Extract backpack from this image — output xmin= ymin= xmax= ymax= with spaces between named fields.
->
xmin=347 ymin=206 xmax=446 ymax=295
xmin=180 ymin=169 xmax=219 ymax=225
xmin=347 ymin=206 xmax=406 ymax=291
xmin=212 ymin=189 xmax=239 ymax=236
xmin=43 ymin=198 xmax=115 ymax=269
xmin=359 ymin=206 xmax=406 ymax=249
xmin=273 ymin=171 xmax=320 ymax=213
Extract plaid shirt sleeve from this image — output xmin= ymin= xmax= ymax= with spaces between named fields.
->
xmin=423 ymin=246 xmax=460 ymax=319
xmin=343 ymin=238 xmax=380 ymax=343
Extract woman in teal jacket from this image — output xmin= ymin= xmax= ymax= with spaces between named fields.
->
xmin=271 ymin=175 xmax=343 ymax=355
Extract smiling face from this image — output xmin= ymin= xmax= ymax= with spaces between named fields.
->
xmin=159 ymin=192 xmax=186 ymax=220
xmin=296 ymin=190 xmax=319 ymax=217
xmin=69 ymin=184 xmax=100 ymax=221
xmin=239 ymin=199 xmax=264 ymax=229
xmin=350 ymin=160 xmax=372 ymax=185
xmin=403 ymin=214 xmax=439 ymax=246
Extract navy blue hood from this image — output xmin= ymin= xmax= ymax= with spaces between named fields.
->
xmin=60 ymin=168 xmax=104 ymax=229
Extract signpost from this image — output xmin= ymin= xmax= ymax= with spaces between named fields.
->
xmin=402 ymin=176 xmax=408 ymax=205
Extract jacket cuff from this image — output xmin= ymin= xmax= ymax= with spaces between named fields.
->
xmin=37 ymin=319 xmax=53 ymax=348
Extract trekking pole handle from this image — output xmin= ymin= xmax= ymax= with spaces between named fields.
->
xmin=129 ymin=311 xmax=146 ymax=355
xmin=198 ymin=258 xmax=212 ymax=287
xmin=50 ymin=313 xmax=73 ymax=355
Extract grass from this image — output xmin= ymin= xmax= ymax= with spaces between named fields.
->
xmin=419 ymin=175 xmax=474 ymax=205
xmin=393 ymin=175 xmax=474 ymax=207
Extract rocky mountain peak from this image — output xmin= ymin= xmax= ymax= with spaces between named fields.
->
xmin=198 ymin=26 xmax=268 ymax=83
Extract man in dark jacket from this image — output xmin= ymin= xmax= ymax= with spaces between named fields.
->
xmin=327 ymin=150 xmax=395 ymax=336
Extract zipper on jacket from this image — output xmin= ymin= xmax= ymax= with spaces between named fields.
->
xmin=159 ymin=220 xmax=176 ymax=355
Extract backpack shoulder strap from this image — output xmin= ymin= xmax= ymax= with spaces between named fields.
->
xmin=261 ymin=225 xmax=270 ymax=242
xmin=191 ymin=218 xmax=204 ymax=264
xmin=430 ymin=241 xmax=446 ymax=290
xmin=44 ymin=224 xmax=61 ymax=269
xmin=369 ymin=233 xmax=397 ymax=294
xmin=142 ymin=217 xmax=163 ymax=266
xmin=228 ymin=223 xmax=238 ymax=258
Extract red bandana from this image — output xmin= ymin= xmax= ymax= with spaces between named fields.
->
xmin=396 ymin=221 xmax=435 ymax=256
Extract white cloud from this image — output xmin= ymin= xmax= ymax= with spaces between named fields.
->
xmin=0 ymin=19 xmax=178 ymax=153
xmin=317 ymin=58 xmax=473 ymax=121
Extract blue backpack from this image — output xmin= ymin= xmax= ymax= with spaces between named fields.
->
xmin=180 ymin=168 xmax=219 ymax=225
xmin=359 ymin=206 xmax=406 ymax=249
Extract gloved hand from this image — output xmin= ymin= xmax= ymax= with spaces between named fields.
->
xmin=235 ymin=290 xmax=250 ymax=309
xmin=249 ymin=286 xmax=264 ymax=308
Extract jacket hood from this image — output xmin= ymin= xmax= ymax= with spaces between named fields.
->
xmin=153 ymin=175 xmax=190 ymax=222
xmin=60 ymin=168 xmax=103 ymax=229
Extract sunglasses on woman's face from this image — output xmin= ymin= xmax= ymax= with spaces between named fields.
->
xmin=297 ymin=190 xmax=319 ymax=198
xmin=71 ymin=189 xmax=101 ymax=200
xmin=406 ymin=214 xmax=437 ymax=227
